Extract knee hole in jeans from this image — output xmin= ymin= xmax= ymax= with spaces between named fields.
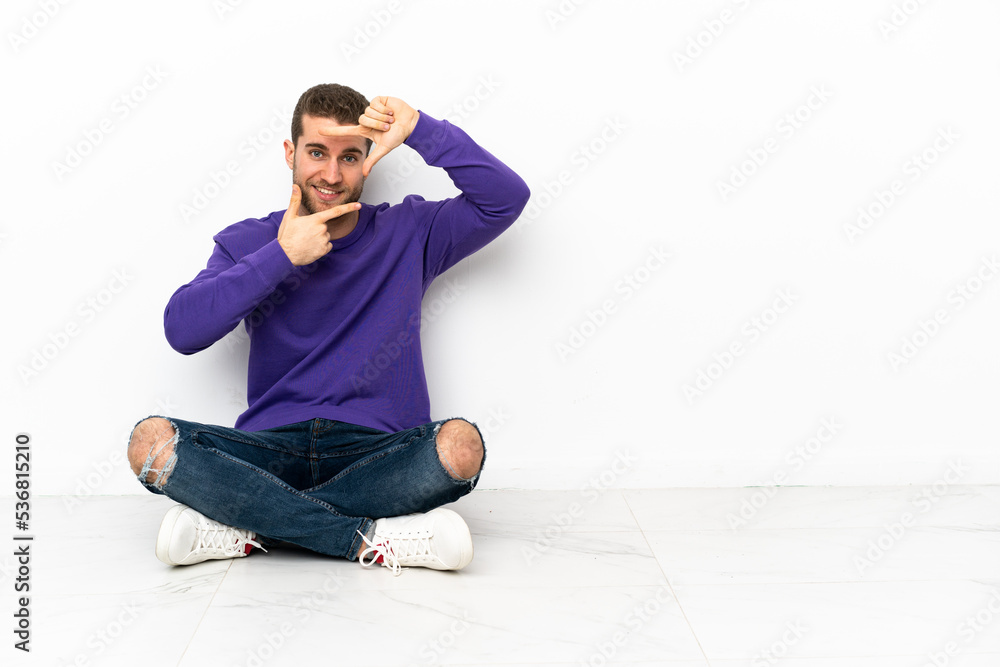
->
xmin=127 ymin=417 xmax=179 ymax=489
xmin=434 ymin=418 xmax=484 ymax=481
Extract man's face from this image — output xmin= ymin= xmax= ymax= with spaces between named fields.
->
xmin=284 ymin=114 xmax=367 ymax=215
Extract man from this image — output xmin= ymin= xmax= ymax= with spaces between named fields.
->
xmin=127 ymin=84 xmax=529 ymax=575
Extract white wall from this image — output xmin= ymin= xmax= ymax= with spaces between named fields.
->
xmin=4 ymin=0 xmax=998 ymax=496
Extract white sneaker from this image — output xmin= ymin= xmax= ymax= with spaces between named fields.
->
xmin=357 ymin=508 xmax=473 ymax=576
xmin=155 ymin=504 xmax=264 ymax=566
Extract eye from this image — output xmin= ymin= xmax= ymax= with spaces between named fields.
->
xmin=310 ymin=149 xmax=323 ymax=159
xmin=343 ymin=155 xmax=357 ymax=163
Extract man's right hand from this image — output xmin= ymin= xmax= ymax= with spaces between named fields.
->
xmin=276 ymin=185 xmax=361 ymax=266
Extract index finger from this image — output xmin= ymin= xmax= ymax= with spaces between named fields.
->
xmin=305 ymin=201 xmax=362 ymax=223
xmin=317 ymin=124 xmax=365 ymax=137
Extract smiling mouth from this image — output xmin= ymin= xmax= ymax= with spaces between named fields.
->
xmin=313 ymin=184 xmax=342 ymax=198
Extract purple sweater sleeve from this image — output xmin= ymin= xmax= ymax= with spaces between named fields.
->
xmin=164 ymin=237 xmax=295 ymax=354
xmin=404 ymin=112 xmax=530 ymax=284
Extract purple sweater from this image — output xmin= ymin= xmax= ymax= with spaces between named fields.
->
xmin=164 ymin=113 xmax=529 ymax=433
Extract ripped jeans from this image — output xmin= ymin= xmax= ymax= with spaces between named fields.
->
xmin=129 ymin=416 xmax=485 ymax=560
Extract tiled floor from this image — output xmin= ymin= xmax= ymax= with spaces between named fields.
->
xmin=3 ymin=487 xmax=998 ymax=666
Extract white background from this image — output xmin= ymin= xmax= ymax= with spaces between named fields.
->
xmin=3 ymin=0 xmax=998 ymax=495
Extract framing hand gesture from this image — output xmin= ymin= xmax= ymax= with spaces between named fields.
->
xmin=319 ymin=96 xmax=420 ymax=178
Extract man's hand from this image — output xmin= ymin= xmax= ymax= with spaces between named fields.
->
xmin=319 ymin=96 xmax=420 ymax=178
xmin=277 ymin=185 xmax=361 ymax=266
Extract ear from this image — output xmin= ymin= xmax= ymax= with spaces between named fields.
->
xmin=283 ymin=139 xmax=295 ymax=170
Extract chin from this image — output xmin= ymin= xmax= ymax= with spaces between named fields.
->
xmin=303 ymin=196 xmax=328 ymax=215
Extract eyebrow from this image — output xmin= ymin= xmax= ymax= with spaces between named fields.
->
xmin=304 ymin=142 xmax=364 ymax=156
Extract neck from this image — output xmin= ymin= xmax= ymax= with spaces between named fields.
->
xmin=325 ymin=209 xmax=360 ymax=241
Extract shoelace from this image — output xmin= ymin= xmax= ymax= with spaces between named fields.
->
xmin=357 ymin=530 xmax=432 ymax=576
xmin=196 ymin=517 xmax=265 ymax=557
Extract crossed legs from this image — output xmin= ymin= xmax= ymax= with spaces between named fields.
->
xmin=128 ymin=416 xmax=484 ymax=571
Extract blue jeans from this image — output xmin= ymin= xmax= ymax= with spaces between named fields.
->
xmin=131 ymin=416 xmax=485 ymax=560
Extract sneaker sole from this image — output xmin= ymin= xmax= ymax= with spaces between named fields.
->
xmin=155 ymin=504 xmax=190 ymax=566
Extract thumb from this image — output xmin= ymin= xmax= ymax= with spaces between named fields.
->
xmin=288 ymin=184 xmax=302 ymax=213
xmin=279 ymin=185 xmax=302 ymax=234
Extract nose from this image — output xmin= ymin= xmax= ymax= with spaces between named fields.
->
xmin=320 ymin=160 xmax=342 ymax=185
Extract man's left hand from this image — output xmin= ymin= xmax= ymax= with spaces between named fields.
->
xmin=319 ymin=96 xmax=419 ymax=178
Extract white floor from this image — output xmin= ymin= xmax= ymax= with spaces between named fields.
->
xmin=3 ymin=487 xmax=999 ymax=666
